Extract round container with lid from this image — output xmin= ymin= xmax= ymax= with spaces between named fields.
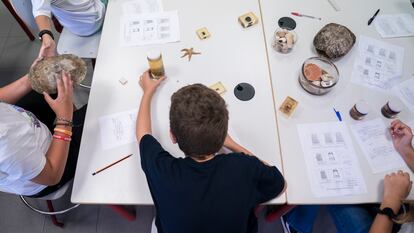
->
xmin=350 ymin=101 xmax=369 ymax=120
xmin=298 ymin=57 xmax=339 ymax=95
xmin=381 ymin=100 xmax=403 ymax=118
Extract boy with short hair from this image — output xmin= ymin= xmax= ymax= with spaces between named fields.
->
xmin=136 ymin=71 xmax=285 ymax=233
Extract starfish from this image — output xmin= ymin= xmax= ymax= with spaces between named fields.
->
xmin=180 ymin=48 xmax=201 ymax=61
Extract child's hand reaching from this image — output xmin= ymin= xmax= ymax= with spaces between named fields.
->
xmin=390 ymin=120 xmax=413 ymax=156
xmin=383 ymin=171 xmax=412 ymax=203
xmin=139 ymin=70 xmax=166 ymax=95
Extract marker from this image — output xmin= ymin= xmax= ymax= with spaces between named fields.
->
xmin=291 ymin=12 xmax=322 ymax=20
xmin=368 ymin=9 xmax=380 ymax=26
xmin=333 ymin=108 xmax=342 ymax=122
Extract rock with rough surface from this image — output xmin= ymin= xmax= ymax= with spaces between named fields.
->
xmin=313 ymin=23 xmax=356 ymax=59
xmin=29 ymin=54 xmax=87 ymax=94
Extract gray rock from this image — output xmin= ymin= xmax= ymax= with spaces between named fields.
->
xmin=313 ymin=23 xmax=356 ymax=59
xmin=29 ymin=54 xmax=87 ymax=94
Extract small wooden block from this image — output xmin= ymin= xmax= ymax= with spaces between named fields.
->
xmin=196 ymin=27 xmax=211 ymax=40
xmin=238 ymin=12 xmax=258 ymax=28
xmin=209 ymin=82 xmax=226 ymax=95
xmin=279 ymin=96 xmax=298 ymax=117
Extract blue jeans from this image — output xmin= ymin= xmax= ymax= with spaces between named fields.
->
xmin=285 ymin=205 xmax=373 ymax=233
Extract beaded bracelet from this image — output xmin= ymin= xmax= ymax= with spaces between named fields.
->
xmin=54 ymin=117 xmax=73 ymax=127
xmin=53 ymin=134 xmax=71 ymax=142
xmin=54 ymin=128 xmax=73 ymax=136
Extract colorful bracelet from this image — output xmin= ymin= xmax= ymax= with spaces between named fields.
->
xmin=54 ymin=117 xmax=73 ymax=127
xmin=54 ymin=128 xmax=73 ymax=136
xmin=53 ymin=134 xmax=71 ymax=142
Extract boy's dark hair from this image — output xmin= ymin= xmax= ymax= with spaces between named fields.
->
xmin=170 ymin=84 xmax=228 ymax=157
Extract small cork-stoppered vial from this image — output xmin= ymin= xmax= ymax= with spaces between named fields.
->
xmin=381 ymin=100 xmax=402 ymax=118
xmin=147 ymin=50 xmax=165 ymax=80
xmin=350 ymin=101 xmax=369 ymax=120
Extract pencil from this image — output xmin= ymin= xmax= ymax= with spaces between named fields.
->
xmin=92 ymin=154 xmax=133 ymax=176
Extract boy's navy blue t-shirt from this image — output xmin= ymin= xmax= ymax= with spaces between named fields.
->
xmin=139 ymin=134 xmax=285 ymax=233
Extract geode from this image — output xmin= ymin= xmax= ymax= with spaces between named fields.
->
xmin=29 ymin=54 xmax=87 ymax=94
xmin=313 ymin=23 xmax=356 ymax=59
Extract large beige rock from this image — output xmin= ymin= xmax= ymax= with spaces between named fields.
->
xmin=313 ymin=23 xmax=356 ymax=59
xmin=29 ymin=54 xmax=87 ymax=94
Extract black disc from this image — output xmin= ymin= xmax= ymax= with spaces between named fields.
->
xmin=234 ymin=83 xmax=255 ymax=101
xmin=278 ymin=17 xmax=296 ymax=30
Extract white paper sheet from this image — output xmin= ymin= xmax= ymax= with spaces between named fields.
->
xmin=297 ymin=122 xmax=367 ymax=198
xmin=120 ymin=11 xmax=180 ymax=47
xmin=374 ymin=14 xmax=414 ymax=38
xmin=351 ymin=36 xmax=404 ymax=92
xmin=350 ymin=118 xmax=405 ymax=173
xmin=99 ymin=109 xmax=138 ymax=150
xmin=393 ymin=76 xmax=414 ymax=113
xmin=122 ymin=0 xmax=164 ymax=15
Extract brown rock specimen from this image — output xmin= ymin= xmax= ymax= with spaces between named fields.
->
xmin=313 ymin=23 xmax=356 ymax=59
xmin=29 ymin=54 xmax=87 ymax=94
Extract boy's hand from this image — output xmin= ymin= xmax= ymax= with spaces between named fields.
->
xmin=139 ymin=70 xmax=166 ymax=95
xmin=43 ymin=72 xmax=74 ymax=120
xmin=390 ymin=120 xmax=413 ymax=156
xmin=383 ymin=171 xmax=412 ymax=203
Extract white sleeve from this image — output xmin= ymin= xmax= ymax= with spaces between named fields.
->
xmin=31 ymin=0 xmax=52 ymax=18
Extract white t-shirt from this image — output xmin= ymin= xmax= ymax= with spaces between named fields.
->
xmin=0 ymin=102 xmax=51 ymax=196
xmin=31 ymin=0 xmax=106 ymax=36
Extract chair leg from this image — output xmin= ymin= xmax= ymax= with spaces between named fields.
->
xmin=265 ymin=204 xmax=296 ymax=222
xmin=107 ymin=205 xmax=136 ymax=221
xmin=1 ymin=0 xmax=35 ymax=41
xmin=46 ymin=200 xmax=64 ymax=228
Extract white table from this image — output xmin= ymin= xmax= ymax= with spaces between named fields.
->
xmin=260 ymin=0 xmax=414 ymax=204
xmin=72 ymin=0 xmax=285 ymax=204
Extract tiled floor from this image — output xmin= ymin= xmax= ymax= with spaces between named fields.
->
xmin=0 ymin=3 xmax=338 ymax=233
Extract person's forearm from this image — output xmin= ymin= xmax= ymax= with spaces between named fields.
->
xmin=136 ymin=93 xmax=153 ymax=142
xmin=226 ymin=142 xmax=251 ymax=155
xmin=31 ymin=124 xmax=72 ymax=186
xmin=0 ymin=75 xmax=31 ymax=104
xmin=35 ymin=15 xmax=52 ymax=31
xmin=400 ymin=148 xmax=414 ymax=172
xmin=369 ymin=197 xmax=401 ymax=233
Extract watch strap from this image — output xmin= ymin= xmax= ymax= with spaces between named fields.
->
xmin=38 ymin=30 xmax=54 ymax=41
xmin=376 ymin=207 xmax=397 ymax=220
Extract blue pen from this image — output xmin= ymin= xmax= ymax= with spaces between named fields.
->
xmin=333 ymin=108 xmax=342 ymax=122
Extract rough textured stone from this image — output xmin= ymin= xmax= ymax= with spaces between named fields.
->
xmin=313 ymin=23 xmax=356 ymax=59
xmin=29 ymin=54 xmax=87 ymax=94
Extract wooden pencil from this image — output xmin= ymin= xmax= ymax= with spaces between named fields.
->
xmin=92 ymin=154 xmax=133 ymax=176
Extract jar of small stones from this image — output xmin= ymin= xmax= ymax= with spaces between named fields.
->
xmin=273 ymin=28 xmax=297 ymax=54
xmin=299 ymin=57 xmax=339 ymax=95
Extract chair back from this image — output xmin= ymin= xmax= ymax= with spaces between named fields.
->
xmin=10 ymin=0 xmax=38 ymax=33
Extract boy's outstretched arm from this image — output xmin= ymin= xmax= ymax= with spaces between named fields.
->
xmin=136 ymin=70 xmax=166 ymax=142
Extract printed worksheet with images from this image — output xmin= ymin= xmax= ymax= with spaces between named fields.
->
xmin=122 ymin=0 xmax=164 ymax=15
xmin=350 ymin=118 xmax=406 ymax=173
xmin=351 ymin=36 xmax=404 ymax=92
xmin=120 ymin=11 xmax=180 ymax=47
xmin=99 ymin=109 xmax=138 ymax=150
xmin=374 ymin=14 xmax=414 ymax=38
xmin=393 ymin=76 xmax=414 ymax=113
xmin=297 ymin=122 xmax=367 ymax=198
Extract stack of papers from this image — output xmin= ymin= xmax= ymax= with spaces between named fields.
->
xmin=374 ymin=14 xmax=414 ymax=38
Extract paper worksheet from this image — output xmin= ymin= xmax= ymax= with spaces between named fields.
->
xmin=350 ymin=118 xmax=405 ymax=173
xmin=351 ymin=36 xmax=404 ymax=92
xmin=393 ymin=76 xmax=414 ymax=113
xmin=99 ymin=109 xmax=138 ymax=150
xmin=122 ymin=0 xmax=164 ymax=15
xmin=120 ymin=11 xmax=180 ymax=47
xmin=374 ymin=14 xmax=414 ymax=38
xmin=297 ymin=122 xmax=367 ymax=198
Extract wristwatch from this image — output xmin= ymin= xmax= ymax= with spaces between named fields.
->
xmin=377 ymin=207 xmax=397 ymax=220
xmin=38 ymin=30 xmax=54 ymax=41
